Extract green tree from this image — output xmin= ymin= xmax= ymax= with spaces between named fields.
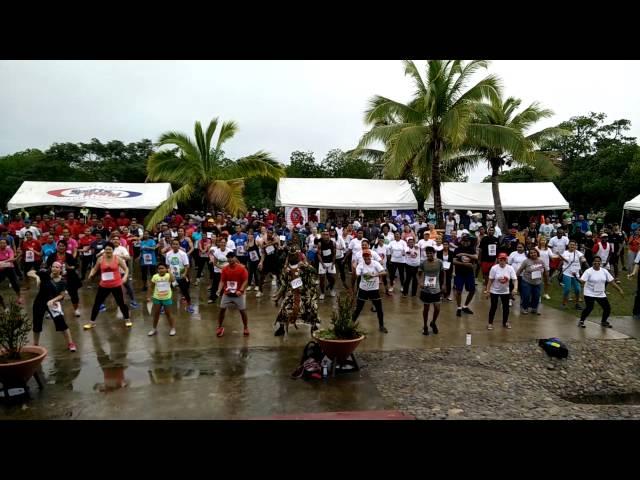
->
xmin=321 ymin=148 xmax=375 ymax=178
xmin=355 ymin=60 xmax=523 ymax=226
xmin=145 ymin=118 xmax=284 ymax=228
xmin=285 ymin=151 xmax=325 ymax=177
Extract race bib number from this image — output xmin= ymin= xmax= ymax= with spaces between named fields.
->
xmin=227 ymin=281 xmax=238 ymax=293
xmin=531 ymin=270 xmax=542 ymax=280
xmin=142 ymin=253 xmax=153 ymax=265
xmin=361 ymin=277 xmax=377 ymax=290
xmin=101 ymin=271 xmax=115 ymax=282
xmin=266 ymin=245 xmax=275 ymax=255
xmin=592 ymin=283 xmax=605 ymax=294
xmin=424 ymin=276 xmax=437 ymax=288
xmin=291 ymin=277 xmax=303 ymax=289
xmin=442 ymin=261 xmax=451 ymax=270
xmin=207 ymin=232 xmax=213 ymax=239
xmin=25 ymin=250 xmax=35 ymax=262
xmin=322 ymin=249 xmax=332 ymax=257
xmin=237 ymin=245 xmax=245 ymax=255
xmin=0 ymin=261 xmax=10 ymax=269
xmin=49 ymin=301 xmax=63 ymax=316
xmin=249 ymin=250 xmax=259 ymax=262
xmin=336 ymin=250 xmax=344 ymax=259
xmin=488 ymin=244 xmax=497 ymax=256
xmin=156 ymin=281 xmax=170 ymax=294
xmin=279 ymin=235 xmax=286 ymax=242
xmin=83 ymin=250 xmax=92 ymax=256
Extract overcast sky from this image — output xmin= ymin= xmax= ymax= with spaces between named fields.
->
xmin=1 ymin=60 xmax=639 ymax=181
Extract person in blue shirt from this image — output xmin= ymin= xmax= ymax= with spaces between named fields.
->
xmin=0 ymin=230 xmax=16 ymax=250
xmin=231 ymin=224 xmax=249 ymax=266
xmin=139 ymin=230 xmax=157 ymax=292
xmin=41 ymin=233 xmax=58 ymax=266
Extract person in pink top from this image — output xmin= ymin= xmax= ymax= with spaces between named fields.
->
xmin=61 ymin=228 xmax=78 ymax=258
xmin=0 ymin=238 xmax=22 ymax=303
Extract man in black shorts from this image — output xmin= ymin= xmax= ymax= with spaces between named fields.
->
xmin=420 ymin=246 xmax=445 ymax=335
xmin=453 ymin=233 xmax=478 ymax=316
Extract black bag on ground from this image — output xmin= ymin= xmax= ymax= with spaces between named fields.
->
xmin=538 ymin=338 xmax=569 ymax=359
xmin=291 ymin=341 xmax=323 ymax=379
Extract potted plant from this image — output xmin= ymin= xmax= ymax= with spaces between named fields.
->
xmin=0 ymin=300 xmax=48 ymax=391
xmin=313 ymin=291 xmax=365 ymax=362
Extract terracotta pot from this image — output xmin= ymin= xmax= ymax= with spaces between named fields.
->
xmin=313 ymin=334 xmax=364 ymax=362
xmin=0 ymin=346 xmax=48 ymax=386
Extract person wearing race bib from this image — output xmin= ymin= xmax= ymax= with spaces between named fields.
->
xmin=147 ymin=263 xmax=176 ymax=337
xmin=18 ymin=230 xmax=42 ymax=287
xmin=561 ymin=240 xmax=588 ymax=310
xmin=258 ymin=230 xmax=281 ymax=294
xmin=486 ymin=253 xmax=518 ymax=330
xmin=548 ymin=228 xmax=570 ymax=279
xmin=97 ymin=235 xmax=138 ymax=310
xmin=194 ymin=234 xmax=213 ymax=286
xmin=436 ymin=241 xmax=454 ymax=301
xmin=403 ymin=237 xmax=421 ymax=297
xmin=208 ymin=237 xmax=233 ymax=303
xmin=348 ymin=230 xmax=365 ymax=289
xmin=41 ymin=233 xmax=58 ymax=267
xmin=535 ymin=237 xmax=553 ymax=300
xmin=591 ymin=232 xmax=613 ymax=276
xmin=272 ymin=247 xmax=320 ymax=336
xmin=61 ymin=228 xmax=78 ymax=259
xmin=352 ymin=249 xmax=387 ymax=333
xmin=78 ymin=227 xmax=96 ymax=281
xmin=166 ymin=239 xmax=195 ymax=314
xmin=317 ymin=230 xmax=336 ymax=300
xmin=375 ymin=235 xmax=391 ymax=295
xmin=417 ymin=230 xmax=436 ymax=263
xmin=420 ymin=246 xmax=445 ymax=335
xmin=139 ymin=230 xmax=157 ymax=293
xmin=578 ymin=255 xmax=624 ymax=328
xmin=215 ymin=251 xmax=250 ymax=337
xmin=46 ymin=239 xmax=82 ymax=317
xmin=387 ymin=231 xmax=407 ymax=293
xmin=86 ymin=242 xmax=131 ymax=329
xmin=479 ymin=227 xmax=499 ymax=294
xmin=516 ymin=248 xmax=548 ymax=315
xmin=27 ymin=261 xmax=76 ymax=352
xmin=333 ymin=229 xmax=347 ymax=287
xmin=453 ymin=234 xmax=478 ymax=316
xmin=231 ymin=224 xmax=249 ymax=266
xmin=245 ymin=233 xmax=262 ymax=296
xmin=508 ymin=243 xmax=527 ymax=306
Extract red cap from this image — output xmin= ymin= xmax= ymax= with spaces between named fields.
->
xmin=498 ymin=253 xmax=508 ymax=260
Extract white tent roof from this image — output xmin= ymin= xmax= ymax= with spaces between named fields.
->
xmin=7 ymin=181 xmax=174 ymax=210
xmin=275 ymin=178 xmax=418 ymax=210
xmin=424 ymin=182 xmax=569 ymax=211
xmin=624 ymin=193 xmax=640 ymax=212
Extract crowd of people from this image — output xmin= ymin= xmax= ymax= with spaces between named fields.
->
xmin=0 ymin=205 xmax=639 ymax=351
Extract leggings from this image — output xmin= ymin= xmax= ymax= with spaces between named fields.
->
xmin=140 ymin=264 xmax=156 ymax=284
xmin=176 ymin=278 xmax=191 ymax=303
xmin=335 ymin=257 xmax=346 ymax=284
xmin=442 ymin=268 xmax=452 ymax=297
xmin=67 ymin=284 xmax=80 ymax=306
xmin=80 ymin=255 xmax=93 ymax=280
xmin=403 ymin=265 xmax=419 ymax=296
xmin=210 ymin=271 xmax=222 ymax=300
xmin=388 ymin=261 xmax=405 ymax=286
xmin=91 ymin=286 xmax=129 ymax=321
xmin=352 ymin=297 xmax=384 ymax=327
xmin=196 ymin=255 xmax=211 ymax=279
xmin=489 ymin=293 xmax=511 ymax=325
xmin=247 ymin=260 xmax=260 ymax=286
xmin=0 ymin=267 xmax=20 ymax=294
xmin=121 ymin=274 xmax=135 ymax=302
xmin=580 ymin=295 xmax=611 ymax=323
xmin=33 ymin=300 xmax=68 ymax=333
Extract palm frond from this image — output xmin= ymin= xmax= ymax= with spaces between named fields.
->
xmin=207 ymin=180 xmax=246 ymax=216
xmin=526 ymin=126 xmax=572 ymax=146
xmin=144 ymin=184 xmax=196 ymax=229
xmin=402 ymin=60 xmax=427 ymax=97
xmin=215 ymin=120 xmax=238 ymax=151
xmin=364 ymin=96 xmax=421 ymax=125
xmin=222 ymin=152 xmax=285 ymax=180
xmin=193 ymin=121 xmax=207 ymax=160
xmin=146 ymin=150 xmax=203 ymax=184
xmin=204 ymin=118 xmax=219 ymax=156
xmin=157 ymin=132 xmax=202 ymax=164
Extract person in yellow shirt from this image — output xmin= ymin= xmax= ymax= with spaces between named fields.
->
xmin=148 ymin=263 xmax=176 ymax=337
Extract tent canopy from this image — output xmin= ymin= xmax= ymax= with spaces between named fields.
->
xmin=623 ymin=193 xmax=640 ymax=212
xmin=424 ymin=182 xmax=569 ymax=211
xmin=7 ymin=181 xmax=174 ymax=210
xmin=275 ymin=178 xmax=418 ymax=210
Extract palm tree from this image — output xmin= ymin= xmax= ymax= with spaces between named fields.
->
xmin=460 ymin=96 xmax=568 ymax=231
xmin=355 ymin=60 xmax=526 ymax=226
xmin=145 ymin=118 xmax=284 ymax=228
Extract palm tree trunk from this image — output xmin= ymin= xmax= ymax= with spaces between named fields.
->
xmin=490 ymin=159 xmax=507 ymax=232
xmin=432 ymin=141 xmax=444 ymax=228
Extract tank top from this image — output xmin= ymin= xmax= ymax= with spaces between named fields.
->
xmin=596 ymin=242 xmax=612 ymax=264
xmin=99 ymin=255 xmax=123 ymax=288
xmin=179 ymin=238 xmax=190 ymax=252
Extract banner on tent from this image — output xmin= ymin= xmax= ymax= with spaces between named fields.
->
xmin=286 ymin=207 xmax=308 ymax=228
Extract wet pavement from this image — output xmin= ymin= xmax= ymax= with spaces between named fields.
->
xmin=0 ymin=276 xmax=633 ymax=419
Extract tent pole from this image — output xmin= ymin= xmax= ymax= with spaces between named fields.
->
xmin=620 ymin=208 xmax=625 ymax=232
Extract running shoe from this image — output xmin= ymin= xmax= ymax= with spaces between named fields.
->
xmin=125 ymin=320 xmax=133 ymax=328
xmin=487 ymin=324 xmax=494 ymax=330
xmin=216 ymin=326 xmax=225 ymax=337
xmin=601 ymin=321 xmax=613 ymax=328
xmin=169 ymin=328 xmax=176 ymax=336
xmin=68 ymin=342 xmax=77 ymax=352
xmin=207 ymin=299 xmax=215 ymax=304
xmin=148 ymin=329 xmax=157 ymax=336
xmin=319 ymin=294 xmax=325 ymax=300
xmin=74 ymin=309 xmax=81 ymax=317
xmin=456 ymin=309 xmax=462 ymax=317
xmin=83 ymin=321 xmax=96 ymax=330
xmin=429 ymin=321 xmax=438 ymax=335
xmin=99 ymin=304 xmax=106 ymax=312
xmin=543 ymin=294 xmax=551 ymax=300
xmin=578 ymin=320 xmax=586 ymax=328
xmin=379 ymin=326 xmax=388 ymax=333
xmin=274 ymin=324 xmax=285 ymax=336
xmin=186 ymin=305 xmax=195 ymax=314
xmin=194 ymin=278 xmax=200 ymax=286
xmin=330 ymin=289 xmax=336 ymax=297
xmin=509 ymin=300 xmax=513 ymax=307
xmin=130 ymin=301 xmax=140 ymax=309
xmin=462 ymin=307 xmax=474 ymax=315
xmin=256 ymin=291 xmax=263 ymax=298
xmin=521 ymin=308 xmax=529 ymax=315
xmin=504 ymin=322 xmax=512 ymax=329
xmin=422 ymin=328 xmax=429 ymax=336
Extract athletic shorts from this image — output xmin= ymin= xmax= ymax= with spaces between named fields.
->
xmin=152 ymin=298 xmax=173 ymax=306
xmin=318 ymin=262 xmax=336 ymax=275
xmin=481 ymin=261 xmax=495 ymax=276
xmin=454 ymin=273 xmax=476 ymax=292
xmin=357 ymin=288 xmax=381 ymax=302
xmin=220 ymin=294 xmax=247 ymax=310
xmin=549 ymin=257 xmax=561 ymax=270
xmin=420 ymin=290 xmax=441 ymax=304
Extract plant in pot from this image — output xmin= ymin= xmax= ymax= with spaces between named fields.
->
xmin=313 ymin=291 xmax=365 ymax=365
xmin=0 ymin=299 xmax=48 ymax=395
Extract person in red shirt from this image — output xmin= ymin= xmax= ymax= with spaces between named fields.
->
xmin=102 ymin=212 xmax=116 ymax=231
xmin=54 ymin=221 xmax=66 ymax=239
xmin=66 ymin=212 xmax=78 ymax=228
xmin=8 ymin=216 xmax=24 ymax=236
xmin=117 ymin=212 xmax=130 ymax=228
xmin=78 ymin=228 xmax=96 ymax=280
xmin=173 ymin=211 xmax=184 ymax=227
xmin=19 ymin=231 xmax=42 ymax=288
xmin=215 ymin=251 xmax=249 ymax=337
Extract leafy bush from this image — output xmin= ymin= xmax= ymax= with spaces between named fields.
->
xmin=315 ymin=291 xmax=365 ymax=340
xmin=0 ymin=300 xmax=31 ymax=360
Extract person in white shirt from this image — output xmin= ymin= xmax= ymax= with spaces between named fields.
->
xmin=165 ymin=239 xmax=195 ymax=313
xmin=578 ymin=256 xmax=623 ymax=328
xmin=403 ymin=237 xmax=421 ymax=297
xmin=560 ymin=240 xmax=588 ymax=310
xmin=548 ymin=228 xmax=570 ymax=278
xmin=17 ymin=222 xmax=41 ymax=239
xmin=444 ymin=213 xmax=456 ymax=239
xmin=411 ymin=216 xmax=428 ymax=234
xmin=387 ymin=231 xmax=407 ymax=293
xmin=538 ymin=217 xmax=556 ymax=239
xmin=486 ymin=253 xmax=518 ymax=329
xmin=348 ymin=230 xmax=365 ymax=289
xmin=209 ymin=238 xmax=234 ymax=303
xmin=418 ymin=230 xmax=436 ymax=262
xmin=374 ymin=236 xmax=391 ymax=295
xmin=352 ymin=251 xmax=387 ymax=333
xmin=508 ymin=243 xmax=527 ymax=278
xmin=468 ymin=216 xmax=482 ymax=237
xmin=351 ymin=239 xmax=381 ymax=267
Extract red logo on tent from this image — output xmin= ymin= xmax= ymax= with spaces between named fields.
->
xmin=289 ymin=207 xmax=303 ymax=226
xmin=48 ymin=187 xmax=142 ymax=199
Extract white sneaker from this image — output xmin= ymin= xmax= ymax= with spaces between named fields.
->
xmin=74 ymin=309 xmax=81 ymax=317
xmin=169 ymin=328 xmax=176 ymax=336
xmin=543 ymin=294 xmax=551 ymax=300
xmin=509 ymin=300 xmax=513 ymax=307
xmin=330 ymin=289 xmax=336 ymax=297
xmin=319 ymin=294 xmax=325 ymax=300
xmin=389 ymin=287 xmax=394 ymax=293
xmin=195 ymin=278 xmax=200 ymax=286
xmin=147 ymin=329 xmax=157 ymax=336
xmin=256 ymin=291 xmax=263 ymax=298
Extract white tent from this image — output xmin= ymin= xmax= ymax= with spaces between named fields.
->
xmin=7 ymin=181 xmax=174 ymax=210
xmin=623 ymin=193 xmax=640 ymax=212
xmin=424 ymin=182 xmax=569 ymax=211
xmin=275 ymin=178 xmax=418 ymax=210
